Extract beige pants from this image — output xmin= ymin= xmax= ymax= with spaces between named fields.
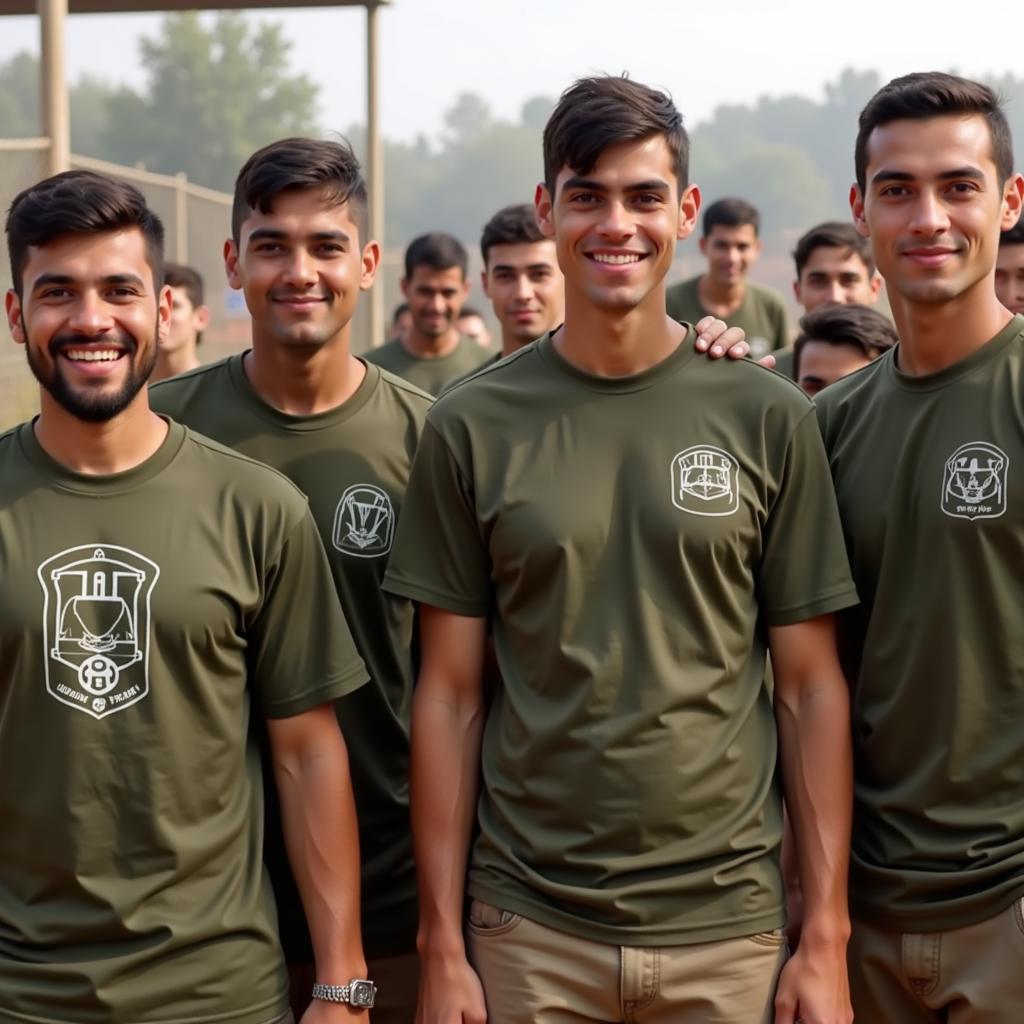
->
xmin=287 ymin=949 xmax=419 ymax=1024
xmin=848 ymin=897 xmax=1024 ymax=1022
xmin=466 ymin=898 xmax=787 ymax=1024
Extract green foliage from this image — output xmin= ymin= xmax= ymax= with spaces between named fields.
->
xmin=101 ymin=12 xmax=319 ymax=190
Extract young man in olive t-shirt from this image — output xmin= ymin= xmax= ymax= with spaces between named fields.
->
xmin=996 ymin=220 xmax=1024 ymax=314
xmin=665 ymin=197 xmax=790 ymax=360
xmin=815 ymin=72 xmax=1024 ymax=1021
xmin=364 ymin=232 xmax=491 ymax=394
xmin=150 ymin=137 xmax=429 ymax=1024
xmin=385 ymin=76 xmax=858 ymax=1024
xmin=1 ymin=171 xmax=372 ymax=1023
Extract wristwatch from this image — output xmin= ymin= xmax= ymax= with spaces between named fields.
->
xmin=311 ymin=979 xmax=377 ymax=1009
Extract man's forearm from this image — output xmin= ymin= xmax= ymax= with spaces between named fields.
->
xmin=272 ymin=714 xmax=367 ymax=979
xmin=411 ymin=679 xmax=485 ymax=956
xmin=775 ymin=679 xmax=853 ymax=942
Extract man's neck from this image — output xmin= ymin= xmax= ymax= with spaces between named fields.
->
xmin=556 ymin=286 xmax=685 ymax=377
xmin=152 ymin=348 xmax=200 ymax=384
xmin=697 ymin=273 xmax=746 ymax=316
xmin=401 ymin=327 xmax=460 ymax=360
xmin=499 ymin=330 xmax=535 ymax=359
xmin=245 ymin=328 xmax=365 ymax=416
xmin=890 ymin=277 xmax=1012 ymax=376
xmin=34 ymin=393 xmax=169 ymax=475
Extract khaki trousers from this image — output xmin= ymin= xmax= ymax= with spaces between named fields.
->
xmin=848 ymin=897 xmax=1024 ymax=1022
xmin=287 ymin=949 xmax=419 ymax=1024
xmin=466 ymin=898 xmax=787 ymax=1024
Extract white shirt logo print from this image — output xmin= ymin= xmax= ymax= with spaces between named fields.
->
xmin=941 ymin=442 xmax=1009 ymax=520
xmin=671 ymin=445 xmax=741 ymax=517
xmin=37 ymin=545 xmax=160 ymax=719
xmin=332 ymin=484 xmax=395 ymax=557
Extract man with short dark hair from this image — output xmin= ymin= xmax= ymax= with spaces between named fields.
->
xmin=151 ymin=261 xmax=209 ymax=382
xmin=793 ymin=303 xmax=896 ymax=396
xmin=666 ymin=197 xmax=790 ymax=359
xmin=456 ymin=305 xmax=493 ymax=349
xmin=816 ymin=71 xmax=1024 ymax=1020
xmin=387 ymin=75 xmax=857 ymax=1024
xmin=365 ymin=232 xmax=490 ymax=394
xmin=389 ymin=301 xmax=411 ymax=341
xmin=150 ymin=137 xmax=429 ymax=1024
xmin=996 ymin=221 xmax=1024 ymax=314
xmin=772 ymin=222 xmax=885 ymax=378
xmin=1 ymin=169 xmax=371 ymax=1024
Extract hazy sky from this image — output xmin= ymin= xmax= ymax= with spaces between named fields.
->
xmin=1 ymin=0 xmax=1021 ymax=145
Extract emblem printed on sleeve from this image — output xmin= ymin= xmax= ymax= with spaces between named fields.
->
xmin=332 ymin=484 xmax=395 ymax=557
xmin=941 ymin=442 xmax=1009 ymax=520
xmin=37 ymin=545 xmax=160 ymax=719
xmin=672 ymin=445 xmax=741 ymax=517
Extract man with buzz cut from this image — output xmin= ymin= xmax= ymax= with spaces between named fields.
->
xmin=385 ymin=75 xmax=857 ymax=1024
xmin=666 ymin=196 xmax=790 ymax=360
xmin=150 ymin=137 xmax=430 ymax=1024
xmin=364 ymin=231 xmax=491 ymax=394
xmin=774 ymin=220 xmax=885 ymax=379
xmin=151 ymin=261 xmax=209 ymax=382
xmin=815 ymin=71 xmax=1024 ymax=1020
xmin=995 ymin=220 xmax=1024 ymax=314
xmin=1 ymin=170 xmax=371 ymax=1024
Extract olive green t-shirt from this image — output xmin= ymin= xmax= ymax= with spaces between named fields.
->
xmin=666 ymin=275 xmax=790 ymax=359
xmin=0 ymin=419 xmax=367 ymax=1024
xmin=364 ymin=335 xmax=492 ymax=395
xmin=384 ymin=330 xmax=857 ymax=945
xmin=151 ymin=355 xmax=430 ymax=957
xmin=816 ymin=314 xmax=1024 ymax=932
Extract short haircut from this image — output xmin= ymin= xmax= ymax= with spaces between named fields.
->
xmin=457 ymin=305 xmax=483 ymax=320
xmin=6 ymin=169 xmax=164 ymax=297
xmin=480 ymin=203 xmax=545 ymax=266
xmin=855 ymin=72 xmax=1013 ymax=192
xmin=702 ymin=197 xmax=760 ymax=238
xmin=793 ymin=221 xmax=875 ymax=278
xmin=543 ymin=75 xmax=688 ymax=194
xmin=1000 ymin=221 xmax=1024 ymax=248
xmin=391 ymin=301 xmax=410 ymax=327
xmin=164 ymin=262 xmax=205 ymax=308
xmin=793 ymin=303 xmax=898 ymax=379
xmin=232 ymin=136 xmax=368 ymax=242
xmin=403 ymin=232 xmax=468 ymax=280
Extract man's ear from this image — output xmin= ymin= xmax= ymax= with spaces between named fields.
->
xmin=480 ymin=269 xmax=491 ymax=299
xmin=360 ymin=241 xmax=382 ymax=292
xmin=535 ymin=182 xmax=555 ymax=239
xmin=1000 ymin=172 xmax=1024 ymax=232
xmin=156 ymin=284 xmax=172 ymax=345
xmin=225 ymin=237 xmax=243 ymax=289
xmin=194 ymin=305 xmax=212 ymax=332
xmin=5 ymin=288 xmax=25 ymax=346
xmin=677 ymin=183 xmax=701 ymax=241
xmin=850 ymin=184 xmax=869 ymax=237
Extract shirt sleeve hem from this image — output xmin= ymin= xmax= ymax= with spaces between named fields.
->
xmin=763 ymin=585 xmax=859 ymax=627
xmin=261 ymin=663 xmax=369 ymax=719
xmin=383 ymin=572 xmax=489 ymax=618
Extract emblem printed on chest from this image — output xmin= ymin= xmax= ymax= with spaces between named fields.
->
xmin=37 ymin=545 xmax=160 ymax=719
xmin=332 ymin=484 xmax=395 ymax=557
xmin=941 ymin=442 xmax=1009 ymax=520
xmin=671 ymin=445 xmax=741 ymax=517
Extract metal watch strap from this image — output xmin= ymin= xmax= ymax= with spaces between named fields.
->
xmin=312 ymin=981 xmax=351 ymax=1004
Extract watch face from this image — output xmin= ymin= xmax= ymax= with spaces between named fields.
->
xmin=351 ymin=980 xmax=376 ymax=1007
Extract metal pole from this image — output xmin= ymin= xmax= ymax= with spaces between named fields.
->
xmin=39 ymin=0 xmax=70 ymax=176
xmin=366 ymin=0 xmax=385 ymax=348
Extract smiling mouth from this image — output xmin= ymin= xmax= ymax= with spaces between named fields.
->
xmin=62 ymin=349 xmax=125 ymax=362
xmin=589 ymin=253 xmax=646 ymax=265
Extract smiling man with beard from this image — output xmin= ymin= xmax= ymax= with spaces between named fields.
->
xmin=0 ymin=170 xmax=371 ymax=1024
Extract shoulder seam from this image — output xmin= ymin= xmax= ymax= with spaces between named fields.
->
xmin=183 ymin=429 xmax=311 ymax=503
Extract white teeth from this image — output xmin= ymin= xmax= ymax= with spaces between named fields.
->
xmin=593 ymin=253 xmax=641 ymax=265
xmin=65 ymin=350 xmax=122 ymax=362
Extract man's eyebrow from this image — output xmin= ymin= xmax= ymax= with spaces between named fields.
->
xmin=871 ymin=166 xmax=987 ymax=185
xmin=561 ymin=176 xmax=606 ymax=193
xmin=246 ymin=228 xmax=352 ymax=244
xmin=623 ymin=179 xmax=671 ymax=193
xmin=30 ymin=272 xmax=146 ymax=291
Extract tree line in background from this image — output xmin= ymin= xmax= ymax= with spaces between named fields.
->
xmin=3 ymin=12 xmax=1024 ymax=249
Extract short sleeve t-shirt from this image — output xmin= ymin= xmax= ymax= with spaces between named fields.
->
xmin=151 ymin=356 xmax=431 ymax=958
xmin=384 ymin=330 xmax=857 ymax=946
xmin=0 ymin=419 xmax=367 ymax=1024
xmin=364 ymin=335 xmax=493 ymax=395
xmin=666 ymin=275 xmax=790 ymax=359
xmin=816 ymin=315 xmax=1024 ymax=932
